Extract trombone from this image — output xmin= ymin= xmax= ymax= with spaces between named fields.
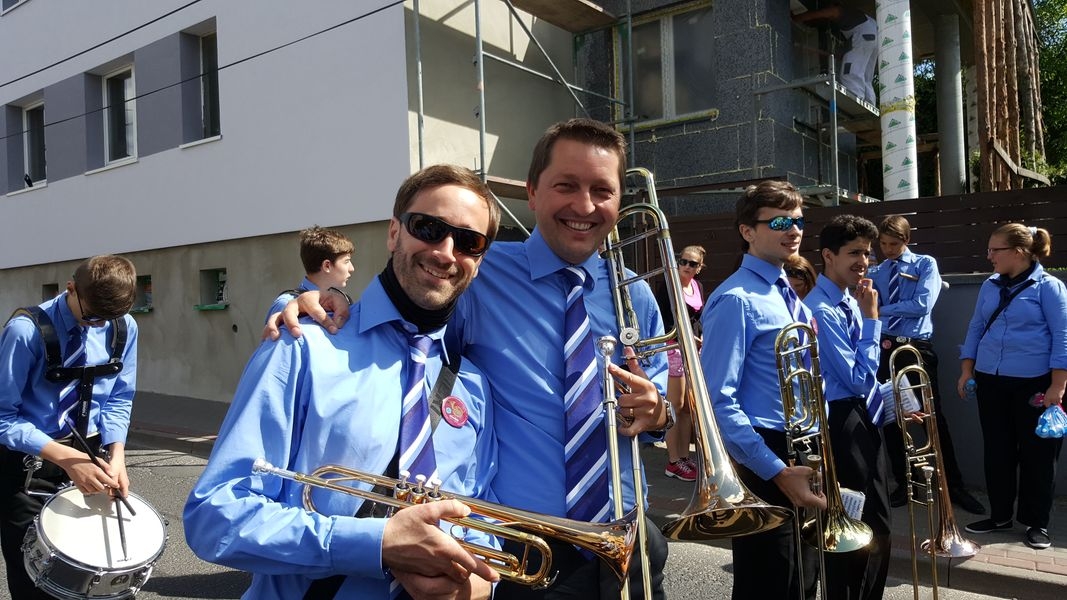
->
xmin=889 ymin=344 xmax=979 ymax=600
xmin=252 ymin=458 xmax=637 ymax=589
xmin=605 ymin=168 xmax=793 ymax=546
xmin=776 ymin=322 xmax=873 ymax=600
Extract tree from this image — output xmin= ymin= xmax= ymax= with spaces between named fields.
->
xmin=1035 ymin=0 xmax=1067 ymax=182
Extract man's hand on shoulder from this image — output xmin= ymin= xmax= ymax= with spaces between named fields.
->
xmin=261 ymin=289 xmax=351 ymax=340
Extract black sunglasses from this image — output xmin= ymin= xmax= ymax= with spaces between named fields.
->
xmin=785 ymin=269 xmax=805 ymax=279
xmin=399 ymin=212 xmax=490 ymax=257
xmin=677 ymin=258 xmax=702 ymax=268
xmin=74 ymin=284 xmax=107 ymax=325
xmin=756 ymin=216 xmax=805 ymax=231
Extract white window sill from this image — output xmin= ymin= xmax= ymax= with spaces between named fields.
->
xmin=180 ymin=134 xmax=222 ymax=150
xmin=6 ymin=181 xmax=46 ymax=197
xmin=1 ymin=0 xmax=31 ymax=17
xmin=85 ymin=157 xmax=138 ymax=176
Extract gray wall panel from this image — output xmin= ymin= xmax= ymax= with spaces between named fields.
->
xmin=135 ymin=33 xmax=184 ymax=157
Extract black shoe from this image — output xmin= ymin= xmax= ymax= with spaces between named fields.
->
xmin=889 ymin=487 xmax=907 ymax=508
xmin=1025 ymin=527 xmax=1051 ymax=550
xmin=949 ymin=487 xmax=987 ymax=515
xmin=965 ymin=518 xmax=1013 ymax=534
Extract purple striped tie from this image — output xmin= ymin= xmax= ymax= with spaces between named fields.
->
xmin=562 ymin=267 xmax=609 ymax=523
xmin=56 ymin=327 xmax=86 ymax=437
xmin=398 ymin=331 xmax=437 ymax=482
xmin=886 ymin=260 xmax=902 ymax=332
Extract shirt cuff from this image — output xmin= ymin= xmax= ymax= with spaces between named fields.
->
xmin=328 ymin=515 xmax=389 ymax=577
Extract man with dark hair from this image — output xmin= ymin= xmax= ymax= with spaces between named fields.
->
xmin=0 ymin=255 xmax=139 ymax=600
xmin=703 ymin=180 xmax=826 ymax=600
xmin=186 ymin=165 xmax=502 ymax=600
xmin=803 ymin=214 xmax=891 ymax=600
xmin=871 ymin=214 xmax=986 ymax=515
xmin=265 ymin=225 xmax=356 ymax=322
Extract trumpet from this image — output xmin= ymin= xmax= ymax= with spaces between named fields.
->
xmin=776 ymin=322 xmax=873 ymax=600
xmin=251 ymin=459 xmax=636 ymax=589
xmin=889 ymin=345 xmax=979 ymax=600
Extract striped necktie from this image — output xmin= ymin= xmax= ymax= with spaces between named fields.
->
xmin=776 ymin=277 xmax=810 ymax=368
xmin=562 ymin=267 xmax=610 ymax=523
xmin=886 ymin=260 xmax=902 ymax=332
xmin=56 ymin=326 xmax=87 ymax=437
xmin=839 ymin=299 xmax=885 ymax=426
xmin=398 ymin=330 xmax=437 ymax=482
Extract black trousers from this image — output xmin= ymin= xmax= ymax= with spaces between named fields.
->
xmin=0 ymin=445 xmax=79 ymax=600
xmin=731 ymin=428 xmax=819 ymax=600
xmin=974 ymin=371 xmax=1062 ymax=528
xmin=878 ymin=336 xmax=967 ymax=490
xmin=494 ymin=515 xmax=667 ymax=600
xmin=824 ymin=399 xmax=892 ymax=600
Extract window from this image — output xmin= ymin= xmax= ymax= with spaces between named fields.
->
xmin=23 ymin=103 xmax=45 ymax=186
xmin=195 ymin=268 xmax=228 ymax=310
xmin=619 ymin=5 xmax=716 ymax=123
xmin=1 ymin=0 xmax=30 ymax=13
xmin=41 ymin=283 xmax=59 ymax=301
xmin=132 ymin=275 xmax=153 ymax=313
xmin=104 ymin=68 xmax=136 ymax=162
xmin=200 ymin=33 xmax=220 ymax=139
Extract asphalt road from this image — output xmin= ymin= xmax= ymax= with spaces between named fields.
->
xmin=1 ymin=448 xmax=1022 ymax=599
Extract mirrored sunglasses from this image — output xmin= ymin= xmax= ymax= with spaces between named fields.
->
xmin=399 ymin=212 xmax=490 ymax=257
xmin=756 ymin=216 xmax=805 ymax=231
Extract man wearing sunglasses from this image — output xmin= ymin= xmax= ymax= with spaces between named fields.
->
xmin=187 ymin=165 xmax=502 ymax=600
xmin=0 ymin=255 xmax=138 ymax=600
xmin=701 ymin=181 xmax=826 ymax=600
xmin=271 ymin=119 xmax=672 ymax=599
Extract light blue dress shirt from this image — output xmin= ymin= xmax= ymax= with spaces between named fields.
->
xmin=868 ymin=248 xmax=941 ymax=339
xmin=0 ymin=293 xmax=138 ymax=454
xmin=803 ymin=274 xmax=882 ymax=403
xmin=184 ymin=278 xmax=497 ymax=600
xmin=452 ymin=229 xmax=667 ymax=518
xmin=701 ymin=254 xmax=815 ymax=482
xmin=264 ymin=276 xmax=319 ymax=324
xmin=960 ymin=262 xmax=1067 ymax=378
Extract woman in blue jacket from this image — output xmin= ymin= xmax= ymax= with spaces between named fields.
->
xmin=958 ymin=223 xmax=1067 ymax=550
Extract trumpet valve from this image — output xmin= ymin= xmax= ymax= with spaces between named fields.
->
xmin=410 ymin=474 xmax=428 ymax=504
xmin=395 ymin=470 xmax=412 ymax=502
xmin=428 ymin=477 xmax=443 ymax=500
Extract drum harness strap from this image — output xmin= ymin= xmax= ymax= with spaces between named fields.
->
xmin=6 ymin=306 xmax=127 ymax=441
xmin=302 ymin=351 xmax=462 ymax=600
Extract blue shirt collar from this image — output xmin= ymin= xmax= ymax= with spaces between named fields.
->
xmin=355 ymin=277 xmax=449 ymax=360
xmin=524 ymin=228 xmax=602 ymax=291
xmin=814 ymin=273 xmax=849 ymax=304
xmin=55 ymin=291 xmax=81 ymax=334
xmin=740 ymin=253 xmax=786 ymax=286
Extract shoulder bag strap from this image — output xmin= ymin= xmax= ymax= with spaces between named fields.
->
xmin=980 ymin=278 xmax=1038 ymax=341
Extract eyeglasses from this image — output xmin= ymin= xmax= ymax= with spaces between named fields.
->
xmin=755 ymin=216 xmax=805 ymax=231
xmin=987 ymin=247 xmax=1014 ymax=255
xmin=73 ymin=285 xmax=106 ymax=325
xmin=677 ymin=258 xmax=702 ymax=268
xmin=785 ymin=269 xmax=805 ymax=279
xmin=399 ymin=212 xmax=491 ymax=257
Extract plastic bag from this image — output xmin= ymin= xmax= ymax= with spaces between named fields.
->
xmin=1035 ymin=404 xmax=1067 ymax=439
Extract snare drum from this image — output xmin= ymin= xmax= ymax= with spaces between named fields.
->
xmin=22 ymin=487 xmax=167 ymax=599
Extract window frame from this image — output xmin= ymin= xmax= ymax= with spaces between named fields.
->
xmin=614 ymin=1 xmax=717 ymax=128
xmin=199 ymin=32 xmax=221 ymax=139
xmin=0 ymin=0 xmax=31 ymax=16
xmin=102 ymin=66 xmax=137 ymax=165
xmin=22 ymin=102 xmax=46 ymax=186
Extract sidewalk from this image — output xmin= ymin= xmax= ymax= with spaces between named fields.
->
xmin=128 ymin=396 xmax=1067 ymax=600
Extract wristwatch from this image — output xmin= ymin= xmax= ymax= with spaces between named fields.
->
xmin=660 ymin=395 xmax=675 ymax=431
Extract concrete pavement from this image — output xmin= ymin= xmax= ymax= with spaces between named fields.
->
xmin=128 ymin=394 xmax=1067 ymax=599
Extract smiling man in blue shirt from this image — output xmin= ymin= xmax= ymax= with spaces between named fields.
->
xmin=1 ymin=255 xmax=138 ymax=600
xmin=702 ymin=181 xmax=826 ymax=600
xmin=185 ymin=165 xmax=502 ymax=600
xmin=803 ymin=215 xmax=890 ymax=600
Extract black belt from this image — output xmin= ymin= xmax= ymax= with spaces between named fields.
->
xmin=881 ymin=334 xmax=932 ymax=346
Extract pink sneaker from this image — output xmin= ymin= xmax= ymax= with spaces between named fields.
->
xmin=665 ymin=459 xmax=696 ymax=482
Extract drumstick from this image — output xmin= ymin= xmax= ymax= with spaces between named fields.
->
xmin=115 ymin=494 xmax=129 ymax=560
xmin=63 ymin=419 xmax=137 ymax=516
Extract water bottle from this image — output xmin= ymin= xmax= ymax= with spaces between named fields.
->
xmin=963 ymin=378 xmax=977 ymax=402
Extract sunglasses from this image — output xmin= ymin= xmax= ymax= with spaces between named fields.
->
xmin=756 ymin=216 xmax=805 ymax=231
xmin=677 ymin=258 xmax=703 ymax=268
xmin=74 ymin=285 xmax=107 ymax=325
xmin=785 ymin=269 xmax=806 ymax=279
xmin=399 ymin=212 xmax=490 ymax=257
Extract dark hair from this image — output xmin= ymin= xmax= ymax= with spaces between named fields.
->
xmin=299 ymin=226 xmax=354 ymax=274
xmin=993 ymin=223 xmax=1052 ymax=261
xmin=527 ymin=118 xmax=627 ymax=191
xmin=784 ymin=254 xmax=817 ymax=297
xmin=878 ymin=214 xmax=911 ymax=243
xmin=819 ymin=214 xmax=878 ymax=254
xmin=73 ymin=255 xmax=136 ymax=318
xmin=734 ymin=180 xmax=804 ymax=251
xmin=393 ymin=164 xmax=501 ymax=242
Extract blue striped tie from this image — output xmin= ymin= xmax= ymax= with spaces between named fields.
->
xmin=398 ymin=331 xmax=437 ymax=482
xmin=56 ymin=326 xmax=86 ymax=437
xmin=776 ymin=277 xmax=810 ymax=368
xmin=886 ymin=260 xmax=902 ymax=332
xmin=562 ymin=267 xmax=609 ymax=523
xmin=840 ymin=300 xmax=885 ymax=426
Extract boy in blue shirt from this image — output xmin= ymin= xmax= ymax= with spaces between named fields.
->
xmin=803 ymin=214 xmax=889 ymax=600
xmin=264 ymin=225 xmax=355 ymax=323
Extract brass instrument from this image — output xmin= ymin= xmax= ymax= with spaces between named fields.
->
xmin=252 ymin=458 xmax=636 ymax=589
xmin=776 ymin=322 xmax=874 ymax=599
xmin=606 ymin=167 xmax=792 ymax=546
xmin=889 ymin=345 xmax=980 ymax=600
